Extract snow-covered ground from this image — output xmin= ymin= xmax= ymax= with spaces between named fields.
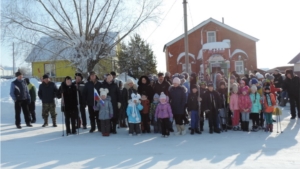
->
xmin=1 ymin=78 xmax=300 ymax=169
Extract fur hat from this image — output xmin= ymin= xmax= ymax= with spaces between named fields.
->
xmin=232 ymin=83 xmax=239 ymax=93
xmin=153 ymin=93 xmax=160 ymax=100
xmin=99 ymin=88 xmax=109 ymax=96
xmin=251 ymin=85 xmax=257 ymax=92
xmin=241 ymin=86 xmax=249 ymax=93
xmin=159 ymin=92 xmax=167 ymax=100
xmin=131 ymin=93 xmax=141 ymax=101
xmin=173 ymin=77 xmax=181 ymax=84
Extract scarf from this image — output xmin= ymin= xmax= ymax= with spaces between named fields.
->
xmin=265 ymin=93 xmax=272 ymax=106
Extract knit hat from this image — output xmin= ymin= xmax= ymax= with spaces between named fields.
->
xmin=43 ymin=74 xmax=49 ymax=79
xmin=159 ymin=92 xmax=167 ymax=100
xmin=15 ymin=72 xmax=22 ymax=77
xmin=173 ymin=77 xmax=181 ymax=84
xmin=100 ymin=88 xmax=109 ymax=96
xmin=153 ymin=93 xmax=160 ymax=100
xmin=250 ymin=85 xmax=257 ymax=92
xmin=232 ymin=83 xmax=239 ymax=93
xmin=241 ymin=86 xmax=249 ymax=93
xmin=251 ymin=78 xmax=258 ymax=85
xmin=256 ymin=73 xmax=264 ymax=79
xmin=131 ymin=93 xmax=141 ymax=101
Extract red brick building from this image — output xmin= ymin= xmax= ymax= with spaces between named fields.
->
xmin=163 ymin=18 xmax=259 ymax=77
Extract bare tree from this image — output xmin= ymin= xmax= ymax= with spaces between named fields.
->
xmin=1 ymin=0 xmax=161 ymax=77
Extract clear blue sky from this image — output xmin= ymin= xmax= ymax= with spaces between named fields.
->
xmin=1 ymin=0 xmax=300 ymax=72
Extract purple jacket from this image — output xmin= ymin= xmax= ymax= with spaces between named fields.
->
xmin=155 ymin=103 xmax=173 ymax=119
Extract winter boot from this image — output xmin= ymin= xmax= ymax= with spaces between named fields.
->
xmin=195 ymin=128 xmax=202 ymax=134
xmin=52 ymin=118 xmax=57 ymax=127
xmin=214 ymin=127 xmax=221 ymax=133
xmin=191 ymin=129 xmax=195 ymax=135
xmin=245 ymin=122 xmax=249 ymax=132
xmin=200 ymin=121 xmax=204 ymax=132
xmin=97 ymin=120 xmax=101 ymax=132
xmin=241 ymin=121 xmax=245 ymax=131
xmin=175 ymin=125 xmax=181 ymax=135
xmin=180 ymin=125 xmax=186 ymax=135
xmin=209 ymin=127 xmax=213 ymax=134
xmin=269 ymin=124 xmax=273 ymax=132
xmin=42 ymin=118 xmax=48 ymax=127
xmin=31 ymin=112 xmax=36 ymax=123
xmin=265 ymin=124 xmax=269 ymax=132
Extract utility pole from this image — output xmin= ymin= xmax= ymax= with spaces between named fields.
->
xmin=183 ymin=0 xmax=190 ymax=74
xmin=13 ymin=42 xmax=15 ymax=74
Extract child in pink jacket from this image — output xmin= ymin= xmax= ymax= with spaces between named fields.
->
xmin=230 ymin=83 xmax=240 ymax=131
xmin=238 ymin=86 xmax=252 ymax=132
xmin=155 ymin=92 xmax=173 ymax=137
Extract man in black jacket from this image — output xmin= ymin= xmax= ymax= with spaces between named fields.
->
xmin=10 ymin=72 xmax=32 ymax=129
xmin=283 ymin=69 xmax=300 ymax=119
xmin=101 ymin=74 xmax=120 ymax=134
xmin=73 ymin=73 xmax=87 ymax=129
xmin=273 ymin=69 xmax=284 ymax=103
xmin=153 ymin=73 xmax=170 ymax=96
xmin=83 ymin=71 xmax=102 ymax=133
xmin=38 ymin=74 xmax=58 ymax=127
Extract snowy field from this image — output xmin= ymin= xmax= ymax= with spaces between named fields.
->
xmin=1 ymin=78 xmax=300 ymax=169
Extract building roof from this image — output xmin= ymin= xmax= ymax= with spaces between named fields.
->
xmin=25 ymin=32 xmax=118 ymax=62
xmin=288 ymin=52 xmax=300 ymax=64
xmin=267 ymin=66 xmax=294 ymax=73
xmin=163 ymin=18 xmax=259 ymax=51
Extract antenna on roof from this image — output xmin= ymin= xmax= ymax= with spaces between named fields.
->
xmin=222 ymin=17 xmax=224 ymax=24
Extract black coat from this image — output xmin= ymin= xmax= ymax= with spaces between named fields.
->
xmin=60 ymin=83 xmax=78 ymax=112
xmin=73 ymin=81 xmax=85 ymax=105
xmin=169 ymin=85 xmax=186 ymax=115
xmin=187 ymin=92 xmax=199 ymax=112
xmin=153 ymin=80 xmax=171 ymax=96
xmin=83 ymin=80 xmax=102 ymax=106
xmin=121 ymin=83 xmax=138 ymax=110
xmin=101 ymin=80 xmax=120 ymax=117
xmin=217 ymin=88 xmax=228 ymax=109
xmin=38 ymin=81 xmax=58 ymax=104
xmin=283 ymin=76 xmax=300 ymax=98
xmin=273 ymin=73 xmax=283 ymax=88
xmin=138 ymin=76 xmax=154 ymax=102
xmin=201 ymin=90 xmax=222 ymax=113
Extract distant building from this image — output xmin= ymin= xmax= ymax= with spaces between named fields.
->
xmin=288 ymin=52 xmax=300 ymax=76
xmin=25 ymin=33 xmax=118 ymax=81
xmin=163 ymin=18 xmax=259 ymax=77
xmin=0 ymin=66 xmax=13 ymax=77
xmin=267 ymin=66 xmax=294 ymax=75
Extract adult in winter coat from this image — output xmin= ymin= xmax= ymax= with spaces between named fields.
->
xmin=138 ymin=76 xmax=154 ymax=102
xmin=24 ymin=78 xmax=37 ymax=123
xmin=283 ymin=69 xmax=300 ymax=119
xmin=273 ymin=69 xmax=283 ymax=102
xmin=73 ymin=73 xmax=87 ymax=129
xmin=121 ymin=79 xmax=138 ymax=125
xmin=10 ymin=72 xmax=32 ymax=129
xmin=169 ymin=77 xmax=187 ymax=135
xmin=217 ymin=81 xmax=228 ymax=130
xmin=101 ymin=74 xmax=120 ymax=134
xmin=199 ymin=81 xmax=208 ymax=131
xmin=83 ymin=71 xmax=102 ymax=133
xmin=60 ymin=76 xmax=78 ymax=135
xmin=111 ymin=71 xmax=123 ymax=89
xmin=202 ymin=83 xmax=222 ymax=134
xmin=153 ymin=73 xmax=171 ymax=96
xmin=38 ymin=74 xmax=58 ymax=127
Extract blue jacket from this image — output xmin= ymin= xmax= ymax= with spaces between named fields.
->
xmin=250 ymin=93 xmax=262 ymax=113
xmin=97 ymin=96 xmax=113 ymax=120
xmin=126 ymin=101 xmax=143 ymax=123
xmin=10 ymin=79 xmax=31 ymax=102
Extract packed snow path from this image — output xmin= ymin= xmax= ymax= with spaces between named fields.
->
xmin=1 ymin=79 xmax=300 ymax=169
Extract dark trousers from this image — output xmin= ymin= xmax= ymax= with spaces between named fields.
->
xmin=207 ymin=110 xmax=218 ymax=129
xmin=191 ymin=110 xmax=199 ymax=129
xmin=14 ymin=100 xmax=31 ymax=126
xmin=153 ymin=120 xmax=161 ymax=133
xmin=64 ymin=111 xmax=76 ymax=133
xmin=28 ymin=101 xmax=36 ymax=121
xmin=79 ymin=105 xmax=87 ymax=126
xmin=251 ymin=113 xmax=259 ymax=127
xmin=259 ymin=111 xmax=264 ymax=127
xmin=129 ymin=123 xmax=141 ymax=134
xmin=88 ymin=106 xmax=100 ymax=131
xmin=160 ymin=118 xmax=170 ymax=136
xmin=290 ymin=96 xmax=300 ymax=118
xmin=174 ymin=114 xmax=184 ymax=125
xmin=101 ymin=119 xmax=111 ymax=134
xmin=110 ymin=117 xmax=118 ymax=133
xmin=141 ymin=113 xmax=150 ymax=132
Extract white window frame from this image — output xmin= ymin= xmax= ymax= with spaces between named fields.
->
xmin=44 ymin=63 xmax=56 ymax=77
xmin=207 ymin=31 xmax=216 ymax=43
xmin=235 ymin=61 xmax=244 ymax=74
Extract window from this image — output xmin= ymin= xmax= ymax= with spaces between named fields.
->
xmin=235 ymin=61 xmax=244 ymax=74
xmin=44 ymin=63 xmax=56 ymax=77
xmin=207 ymin=31 xmax=216 ymax=43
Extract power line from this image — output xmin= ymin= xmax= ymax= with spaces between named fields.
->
xmin=146 ymin=0 xmax=177 ymax=40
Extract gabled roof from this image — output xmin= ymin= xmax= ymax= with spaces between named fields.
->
xmin=163 ymin=18 xmax=259 ymax=51
xmin=288 ymin=52 xmax=300 ymax=64
xmin=25 ymin=32 xmax=118 ymax=62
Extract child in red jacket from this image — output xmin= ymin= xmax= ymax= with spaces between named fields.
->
xmin=238 ymin=86 xmax=252 ymax=132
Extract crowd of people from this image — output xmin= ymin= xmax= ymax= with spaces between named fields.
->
xmin=9 ymin=69 xmax=300 ymax=137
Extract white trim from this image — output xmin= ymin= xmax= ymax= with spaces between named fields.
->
xmin=177 ymin=52 xmax=195 ymax=64
xmin=206 ymin=31 xmax=216 ymax=43
xmin=235 ymin=60 xmax=244 ymax=74
xmin=230 ymin=49 xmax=248 ymax=59
xmin=164 ymin=18 xmax=259 ymax=50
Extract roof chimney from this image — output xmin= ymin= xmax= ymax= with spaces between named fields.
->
xmin=222 ymin=17 xmax=224 ymax=24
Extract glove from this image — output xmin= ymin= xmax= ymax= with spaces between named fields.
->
xmin=169 ymin=117 xmax=173 ymax=122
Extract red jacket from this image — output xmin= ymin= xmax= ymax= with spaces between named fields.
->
xmin=141 ymin=99 xmax=150 ymax=114
xmin=238 ymin=94 xmax=252 ymax=113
